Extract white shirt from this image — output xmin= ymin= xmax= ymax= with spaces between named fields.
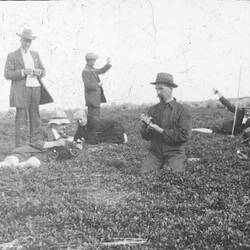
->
xmin=21 ymin=48 xmax=40 ymax=87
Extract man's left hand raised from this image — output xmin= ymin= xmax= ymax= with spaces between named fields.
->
xmin=106 ymin=57 xmax=111 ymax=64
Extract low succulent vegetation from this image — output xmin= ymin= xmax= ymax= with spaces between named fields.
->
xmin=0 ymin=106 xmax=249 ymax=249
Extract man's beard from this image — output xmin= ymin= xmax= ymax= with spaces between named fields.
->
xmin=158 ymin=95 xmax=172 ymax=103
xmin=158 ymin=96 xmax=164 ymax=102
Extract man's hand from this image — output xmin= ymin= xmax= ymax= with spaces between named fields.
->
xmin=213 ymin=88 xmax=222 ymax=97
xmin=148 ymin=123 xmax=164 ymax=134
xmin=212 ymin=88 xmax=218 ymax=94
xmin=33 ymin=69 xmax=41 ymax=76
xmin=23 ymin=68 xmax=34 ymax=76
xmin=140 ymin=114 xmax=152 ymax=126
xmin=106 ymin=57 xmax=111 ymax=64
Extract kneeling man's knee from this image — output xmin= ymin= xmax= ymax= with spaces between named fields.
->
xmin=27 ymin=157 xmax=41 ymax=168
xmin=5 ymin=155 xmax=20 ymax=167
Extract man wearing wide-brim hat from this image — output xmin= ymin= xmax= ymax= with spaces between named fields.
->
xmin=0 ymin=109 xmax=75 ymax=168
xmin=140 ymin=72 xmax=192 ymax=173
xmin=82 ymin=52 xmax=112 ymax=121
xmin=4 ymin=28 xmax=51 ymax=147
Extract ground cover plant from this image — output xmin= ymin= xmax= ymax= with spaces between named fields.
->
xmin=0 ymin=106 xmax=249 ymax=249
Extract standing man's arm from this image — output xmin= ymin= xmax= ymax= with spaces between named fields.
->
xmin=95 ymin=58 xmax=112 ymax=74
xmin=37 ymin=53 xmax=46 ymax=78
xmin=4 ymin=53 xmax=25 ymax=81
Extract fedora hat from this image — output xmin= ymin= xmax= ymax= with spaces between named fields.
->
xmin=150 ymin=72 xmax=178 ymax=88
xmin=17 ymin=29 xmax=36 ymax=40
xmin=85 ymin=52 xmax=98 ymax=60
xmin=48 ymin=109 xmax=70 ymax=125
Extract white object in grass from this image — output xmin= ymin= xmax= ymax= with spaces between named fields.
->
xmin=123 ymin=133 xmax=128 ymax=143
xmin=192 ymin=128 xmax=213 ymax=134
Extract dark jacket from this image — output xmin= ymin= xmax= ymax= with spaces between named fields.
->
xmin=212 ymin=96 xmax=250 ymax=135
xmin=82 ymin=63 xmax=111 ymax=107
xmin=4 ymin=48 xmax=46 ymax=107
xmin=74 ymin=118 xmax=125 ymax=144
xmin=141 ymin=99 xmax=192 ymax=157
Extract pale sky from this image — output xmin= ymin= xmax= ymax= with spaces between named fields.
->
xmin=0 ymin=0 xmax=250 ymax=111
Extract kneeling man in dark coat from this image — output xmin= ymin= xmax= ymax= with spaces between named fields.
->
xmin=140 ymin=73 xmax=192 ymax=173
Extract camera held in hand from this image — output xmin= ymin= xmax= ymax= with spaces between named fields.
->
xmin=47 ymin=141 xmax=81 ymax=162
xmin=140 ymin=114 xmax=153 ymax=128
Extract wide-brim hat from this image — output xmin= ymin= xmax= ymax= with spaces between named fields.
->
xmin=85 ymin=52 xmax=98 ymax=60
xmin=17 ymin=29 xmax=36 ymax=40
xmin=48 ymin=109 xmax=70 ymax=125
xmin=150 ymin=72 xmax=178 ymax=88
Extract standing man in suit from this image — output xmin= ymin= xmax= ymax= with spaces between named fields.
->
xmin=4 ymin=29 xmax=46 ymax=147
xmin=81 ymin=53 xmax=112 ymax=123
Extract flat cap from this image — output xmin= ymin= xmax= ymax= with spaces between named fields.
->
xmin=85 ymin=52 xmax=98 ymax=60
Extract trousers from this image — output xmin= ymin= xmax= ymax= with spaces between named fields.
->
xmin=141 ymin=151 xmax=186 ymax=174
xmin=15 ymin=87 xmax=41 ymax=147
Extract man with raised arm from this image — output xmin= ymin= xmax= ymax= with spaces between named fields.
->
xmin=82 ymin=53 xmax=112 ymax=121
xmin=192 ymin=89 xmax=250 ymax=135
